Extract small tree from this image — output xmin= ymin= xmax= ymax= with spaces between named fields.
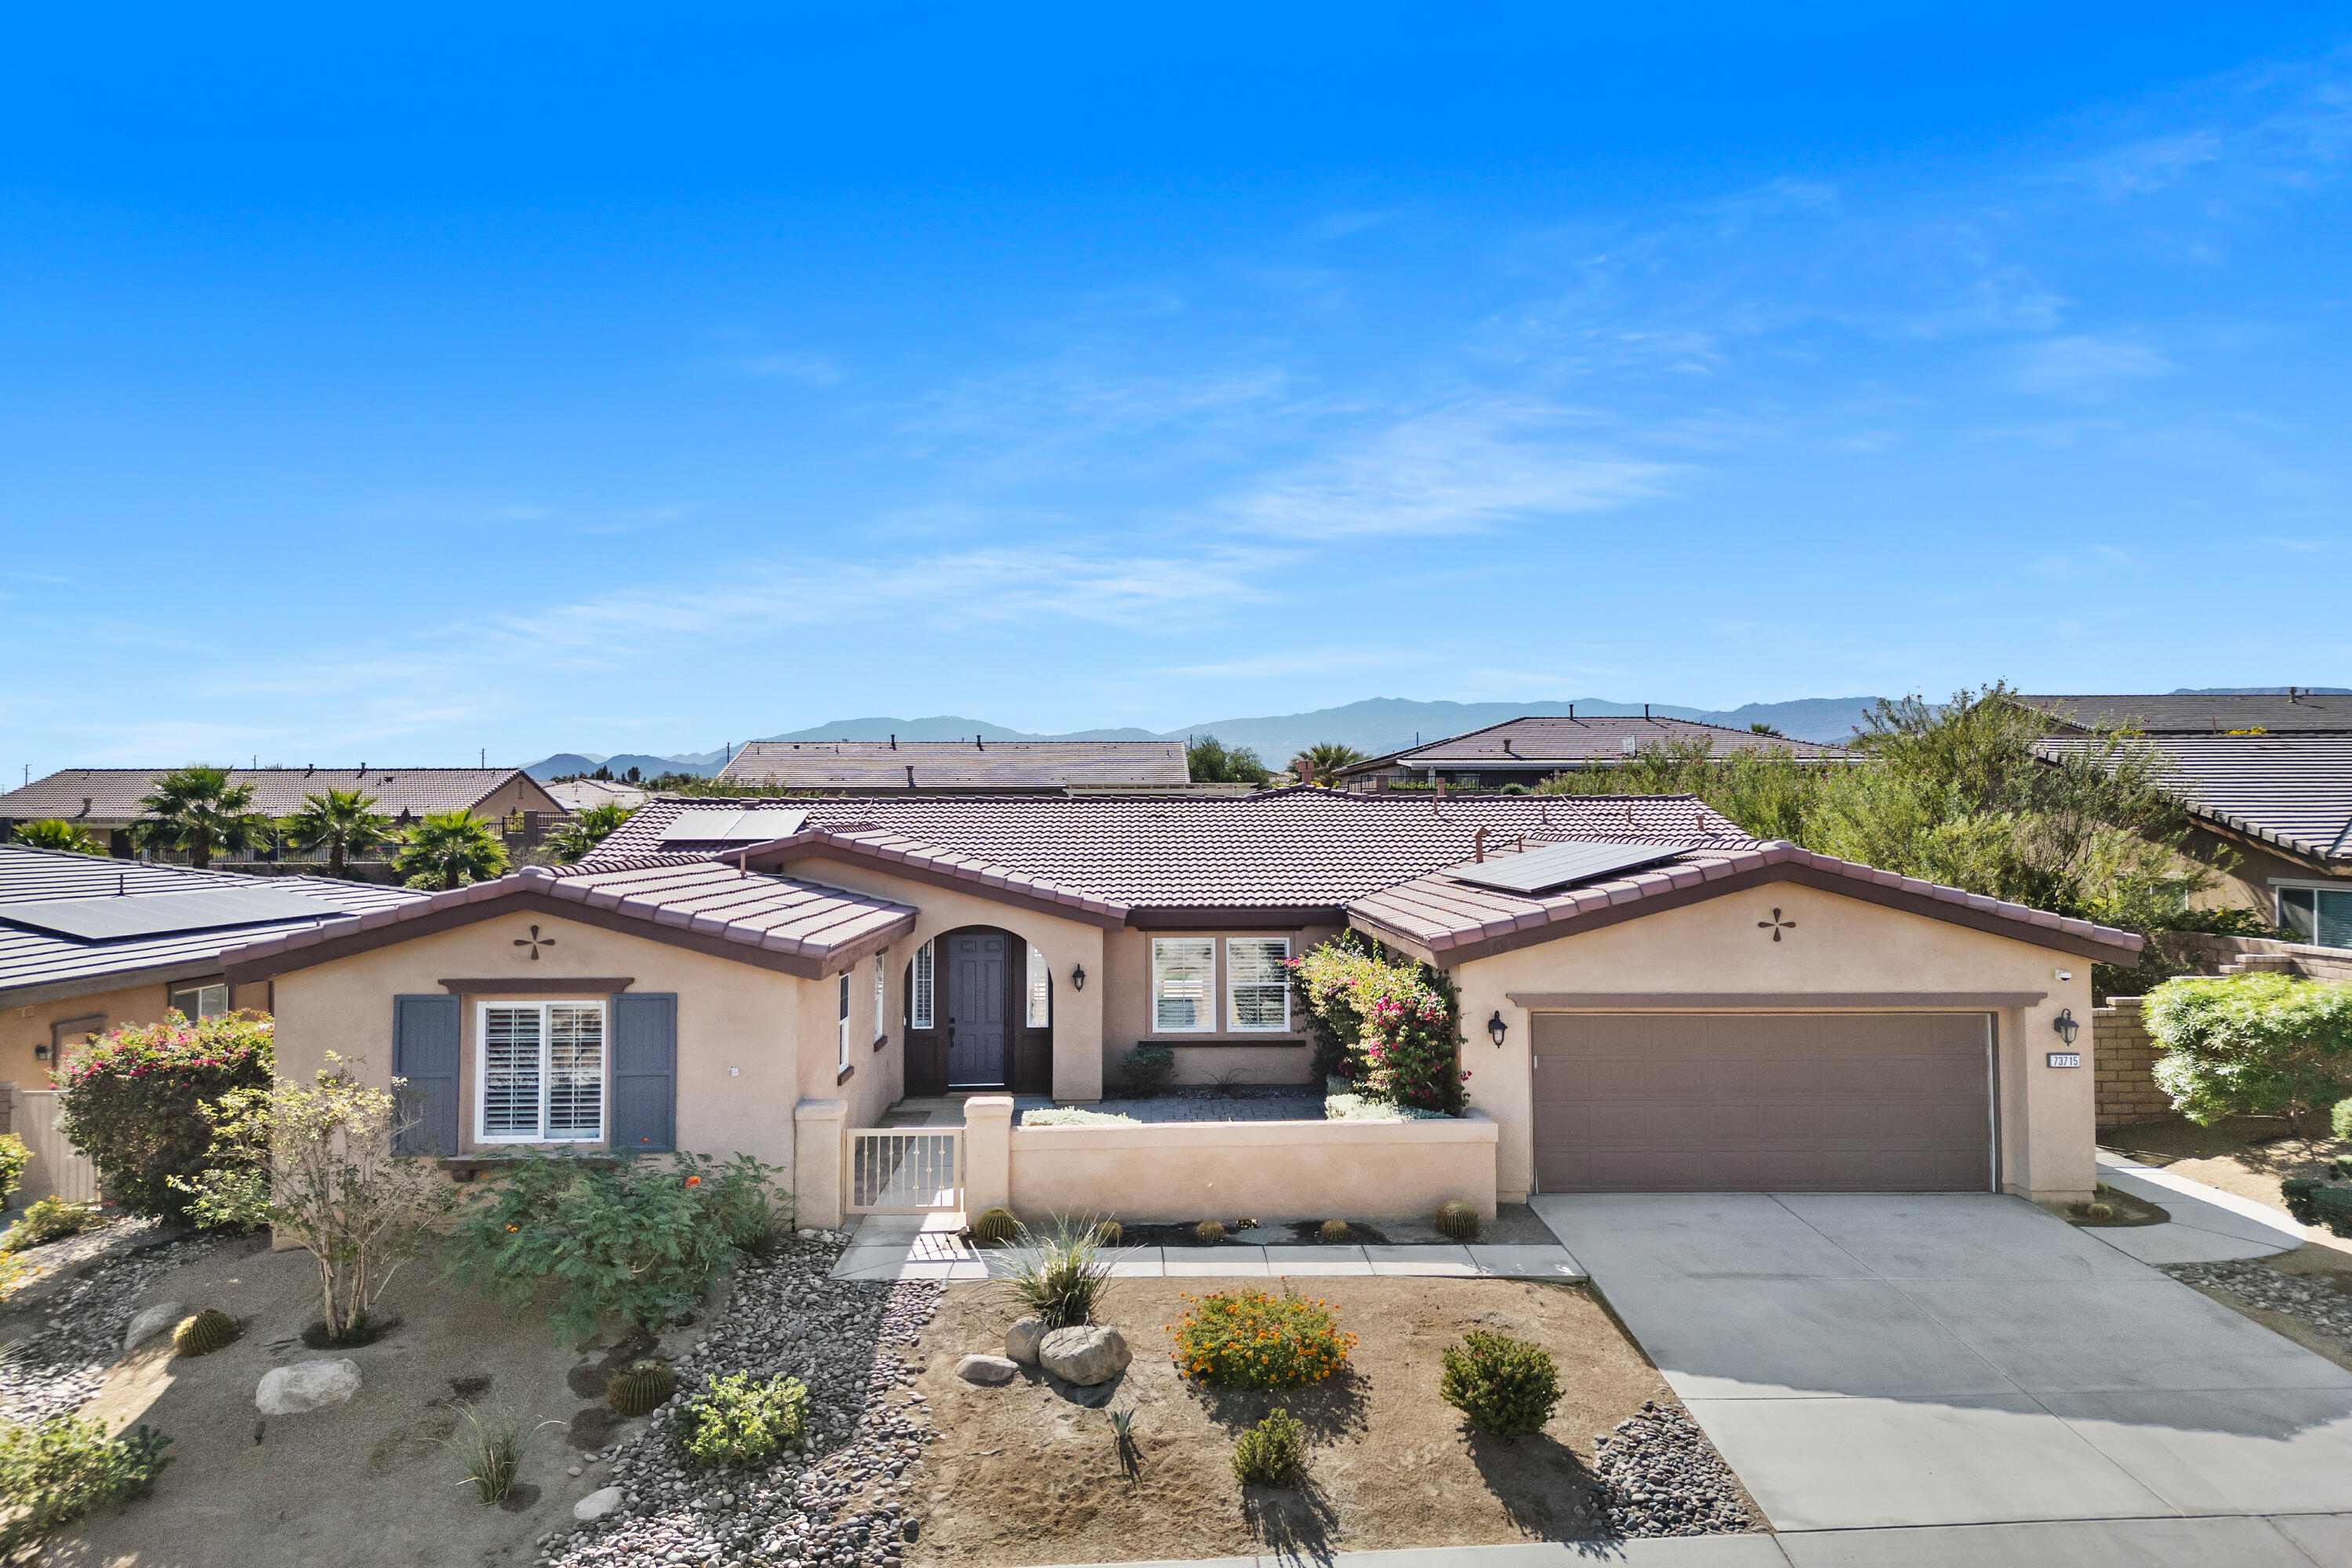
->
xmin=280 ymin=788 xmax=394 ymax=878
xmin=1186 ymin=735 xmax=1271 ymax=786
xmin=392 ymin=809 xmax=510 ymax=890
xmin=1288 ymin=742 xmax=1367 ymax=784
xmin=2147 ymin=974 xmax=2352 ymax=1139
xmin=174 ymin=1054 xmax=457 ymax=1342
xmin=56 ymin=1011 xmax=274 ymax=1222
xmin=9 ymin=819 xmax=104 ymax=855
xmin=546 ymin=802 xmax=634 ymax=863
xmin=133 ymin=765 xmax=274 ymax=869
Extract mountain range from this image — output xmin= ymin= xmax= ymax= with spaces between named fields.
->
xmin=521 ymin=695 xmax=1888 ymax=779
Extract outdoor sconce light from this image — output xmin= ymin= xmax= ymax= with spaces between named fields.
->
xmin=1486 ymin=1011 xmax=1508 ymax=1048
xmin=1071 ymin=963 xmax=1086 ymax=993
xmin=2051 ymin=1008 xmax=2080 ymax=1047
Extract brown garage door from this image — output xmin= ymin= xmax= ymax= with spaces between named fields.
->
xmin=1531 ymin=1011 xmax=1994 ymax=1192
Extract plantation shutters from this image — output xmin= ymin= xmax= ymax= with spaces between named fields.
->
xmin=1026 ymin=943 xmax=1050 ymax=1028
xmin=610 ymin=992 xmax=677 ymax=1154
xmin=391 ymin=993 xmax=460 ymax=1157
xmin=1226 ymin=938 xmax=1290 ymax=1031
xmin=481 ymin=1006 xmax=544 ymax=1138
xmin=1152 ymin=938 xmax=1215 ymax=1032
xmin=909 ymin=940 xmax=935 ymax=1029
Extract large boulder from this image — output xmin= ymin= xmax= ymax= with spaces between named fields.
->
xmin=256 ymin=1358 xmax=361 ymax=1415
xmin=1039 ymin=1325 xmax=1131 ymax=1387
xmin=1004 ymin=1316 xmax=1047 ymax=1366
xmin=123 ymin=1302 xmax=186 ymax=1353
xmin=574 ymin=1486 xmax=624 ymax=1522
xmin=954 ymin=1354 xmax=1018 ymax=1385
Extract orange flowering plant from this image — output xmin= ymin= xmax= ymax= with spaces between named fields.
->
xmin=1168 ymin=1287 xmax=1356 ymax=1390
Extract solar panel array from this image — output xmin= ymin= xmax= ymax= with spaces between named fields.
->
xmin=0 ymin=884 xmax=353 ymax=942
xmin=1442 ymin=839 xmax=1690 ymax=895
xmin=657 ymin=808 xmax=808 ymax=844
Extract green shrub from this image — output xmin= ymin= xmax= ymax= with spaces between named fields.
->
xmin=1439 ymin=1330 xmax=1561 ymax=1439
xmin=1 ymin=1198 xmax=108 ymax=1254
xmin=0 ymin=1416 xmax=172 ymax=1550
xmin=0 ymin=1135 xmax=29 ymax=1207
xmin=2283 ymin=1178 xmax=2325 ymax=1225
xmin=55 ymin=1011 xmax=274 ymax=1222
xmin=1291 ymin=935 xmax=1467 ymax=1113
xmin=971 ymin=1207 xmax=1019 ymax=1245
xmin=2146 ymin=975 xmax=2352 ymax=1137
xmin=1230 ymin=1408 xmax=1305 ymax=1486
xmin=445 ymin=1149 xmax=784 ymax=1342
xmin=2314 ymin=1185 xmax=2352 ymax=1240
xmin=677 ymin=1373 xmax=808 ymax=1468
xmin=1171 ymin=1287 xmax=1356 ymax=1389
xmin=2333 ymin=1098 xmax=2352 ymax=1143
xmin=1004 ymin=1215 xmax=1114 ymax=1329
xmin=1434 ymin=1200 xmax=1481 ymax=1241
xmin=1120 ymin=1046 xmax=1176 ymax=1098
xmin=1194 ymin=1219 xmax=1225 ymax=1244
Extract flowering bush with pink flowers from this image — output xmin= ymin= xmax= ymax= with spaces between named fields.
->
xmin=55 ymin=1011 xmax=274 ymax=1222
xmin=1290 ymin=937 xmax=1467 ymax=1115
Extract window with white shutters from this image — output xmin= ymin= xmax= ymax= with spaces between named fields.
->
xmin=1026 ymin=944 xmax=1050 ymax=1028
xmin=1151 ymin=938 xmax=1215 ymax=1033
xmin=910 ymin=940 xmax=934 ymax=1029
xmin=479 ymin=1001 xmax=604 ymax=1142
xmin=838 ymin=973 xmax=851 ymax=1072
xmin=1226 ymin=938 xmax=1290 ymax=1031
xmin=873 ymin=954 xmax=887 ymax=1042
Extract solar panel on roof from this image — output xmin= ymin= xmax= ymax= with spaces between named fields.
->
xmin=1443 ymin=840 xmax=1690 ymax=895
xmin=0 ymin=884 xmax=353 ymax=942
xmin=658 ymin=808 xmax=807 ymax=844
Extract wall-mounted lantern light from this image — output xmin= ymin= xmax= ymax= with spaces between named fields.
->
xmin=2050 ymin=1007 xmax=2080 ymax=1047
xmin=1486 ymin=1010 xmax=1508 ymax=1048
xmin=1071 ymin=963 xmax=1087 ymax=993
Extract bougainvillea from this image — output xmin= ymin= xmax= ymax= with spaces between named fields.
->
xmin=1290 ymin=935 xmax=1467 ymax=1114
xmin=54 ymin=1011 xmax=274 ymax=1221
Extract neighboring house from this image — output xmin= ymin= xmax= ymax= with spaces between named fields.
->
xmin=1327 ymin=711 xmax=1845 ymax=791
xmin=716 ymin=739 xmax=1191 ymax=793
xmin=0 ymin=844 xmax=425 ymax=1087
xmin=0 ymin=767 xmax=565 ymax=865
xmin=2021 ymin=693 xmax=2352 ymax=946
xmin=546 ymin=779 xmax=652 ymax=812
xmin=227 ymin=789 xmax=2129 ymax=1220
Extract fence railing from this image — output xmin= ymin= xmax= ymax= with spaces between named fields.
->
xmin=847 ymin=1127 xmax=962 ymax=1214
xmin=14 ymin=1090 xmax=98 ymax=1206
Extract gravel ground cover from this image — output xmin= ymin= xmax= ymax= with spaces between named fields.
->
xmin=545 ymin=1230 xmax=943 ymax=1568
xmin=1591 ymin=1399 xmax=1755 ymax=1537
xmin=2165 ymin=1258 xmax=2352 ymax=1345
xmin=0 ymin=1228 xmax=215 ymax=1425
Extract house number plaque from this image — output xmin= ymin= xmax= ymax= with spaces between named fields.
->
xmin=2046 ymin=1051 xmax=2082 ymax=1069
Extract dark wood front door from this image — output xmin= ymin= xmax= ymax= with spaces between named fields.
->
xmin=947 ymin=932 xmax=1008 ymax=1087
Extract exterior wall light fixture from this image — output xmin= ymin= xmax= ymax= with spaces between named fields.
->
xmin=2051 ymin=1007 xmax=2080 ymax=1047
xmin=1486 ymin=1010 xmax=1508 ymax=1048
xmin=1071 ymin=963 xmax=1086 ymax=993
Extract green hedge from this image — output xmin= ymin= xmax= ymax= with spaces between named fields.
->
xmin=2145 ymin=974 xmax=2352 ymax=1134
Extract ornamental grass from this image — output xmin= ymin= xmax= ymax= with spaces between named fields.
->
xmin=1167 ymin=1287 xmax=1356 ymax=1390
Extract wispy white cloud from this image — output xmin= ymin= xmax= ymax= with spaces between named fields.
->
xmin=745 ymin=354 xmax=845 ymax=387
xmin=2009 ymin=334 xmax=2176 ymax=396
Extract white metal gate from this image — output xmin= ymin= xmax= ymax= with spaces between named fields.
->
xmin=847 ymin=1127 xmax=963 ymax=1214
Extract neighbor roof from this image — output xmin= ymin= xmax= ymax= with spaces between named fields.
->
xmin=2016 ymin=692 xmax=2352 ymax=735
xmin=223 ymin=858 xmax=917 ymax=984
xmin=2039 ymin=733 xmax=2352 ymax=868
xmin=1329 ymin=714 xmax=1842 ymax=779
xmin=0 ymin=768 xmax=556 ymax=825
xmin=0 ymin=845 xmax=425 ymax=1006
xmin=716 ymin=739 xmax=1190 ymax=790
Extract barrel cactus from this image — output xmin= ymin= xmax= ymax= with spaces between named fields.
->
xmin=1091 ymin=1220 xmax=1123 ymax=1247
xmin=1319 ymin=1219 xmax=1350 ymax=1243
xmin=608 ymin=1359 xmax=677 ymax=1417
xmin=1195 ymin=1219 xmax=1225 ymax=1244
xmin=971 ymin=1207 xmax=1020 ymax=1245
xmin=172 ymin=1308 xmax=239 ymax=1357
xmin=1434 ymin=1200 xmax=1481 ymax=1242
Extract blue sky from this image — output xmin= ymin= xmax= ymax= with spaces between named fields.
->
xmin=4 ymin=3 xmax=2350 ymax=773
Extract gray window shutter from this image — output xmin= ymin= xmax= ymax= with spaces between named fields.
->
xmin=610 ymin=992 xmax=677 ymax=1153
xmin=391 ymin=993 xmax=460 ymax=1158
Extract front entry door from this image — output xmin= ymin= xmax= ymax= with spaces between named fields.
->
xmin=947 ymin=932 xmax=1007 ymax=1087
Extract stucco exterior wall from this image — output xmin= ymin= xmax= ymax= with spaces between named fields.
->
xmin=266 ymin=911 xmax=810 ymax=1171
xmin=1446 ymin=880 xmax=2097 ymax=1204
xmin=1100 ymin=924 xmax=1342 ymax=1090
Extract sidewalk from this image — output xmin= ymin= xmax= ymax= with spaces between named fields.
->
xmin=2092 ymin=1149 xmax=2311 ymax=1265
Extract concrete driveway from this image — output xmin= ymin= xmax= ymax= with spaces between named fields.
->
xmin=1532 ymin=1192 xmax=2352 ymax=1539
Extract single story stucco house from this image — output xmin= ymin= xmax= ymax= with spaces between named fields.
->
xmin=223 ymin=789 xmax=2138 ymax=1221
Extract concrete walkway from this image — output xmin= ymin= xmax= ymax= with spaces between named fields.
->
xmin=2093 ymin=1149 xmax=2313 ymax=1265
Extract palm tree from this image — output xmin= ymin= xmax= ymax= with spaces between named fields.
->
xmin=134 ymin=765 xmax=274 ymax=869
xmin=1289 ymin=742 xmax=1368 ymax=784
xmin=11 ymin=818 xmax=104 ymax=855
xmin=545 ymin=802 xmax=634 ymax=863
xmin=392 ymin=810 xmax=510 ymax=891
xmin=280 ymin=788 xmax=395 ymax=878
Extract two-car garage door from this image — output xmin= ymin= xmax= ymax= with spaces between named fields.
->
xmin=1530 ymin=1011 xmax=1995 ymax=1192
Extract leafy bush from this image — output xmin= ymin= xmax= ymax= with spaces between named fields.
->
xmin=55 ymin=1011 xmax=274 ymax=1222
xmin=1119 ymin=1045 xmax=1176 ymax=1098
xmin=2283 ymin=1178 xmax=2325 ymax=1226
xmin=2332 ymin=1098 xmax=2352 ymax=1143
xmin=9 ymin=819 xmax=104 ymax=855
xmin=446 ymin=1150 xmax=785 ymax=1342
xmin=2146 ymin=975 xmax=2352 ymax=1136
xmin=677 ymin=1373 xmax=808 ymax=1468
xmin=1020 ymin=1107 xmax=1139 ymax=1127
xmin=1440 ymin=1331 xmax=1562 ymax=1439
xmin=1324 ymin=1092 xmax=1446 ymax=1122
xmin=1291 ymin=935 xmax=1466 ymax=1114
xmin=0 ymin=1135 xmax=29 ymax=1207
xmin=1231 ymin=1407 xmax=1305 ymax=1486
xmin=0 ymin=1416 xmax=172 ymax=1550
xmin=1004 ymin=1215 xmax=1115 ymax=1329
xmin=1169 ymin=1287 xmax=1356 ymax=1389
xmin=2 ymin=1198 xmax=108 ymax=1254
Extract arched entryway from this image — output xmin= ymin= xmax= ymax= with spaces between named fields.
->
xmin=902 ymin=924 xmax=1052 ymax=1096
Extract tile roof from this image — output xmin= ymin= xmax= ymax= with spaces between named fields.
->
xmin=545 ymin=779 xmax=651 ymax=811
xmin=0 ymin=768 xmax=552 ymax=824
xmin=1332 ymin=713 xmax=1842 ymax=776
xmin=0 ymin=846 xmax=426 ymax=1004
xmin=2040 ymin=733 xmax=2352 ymax=867
xmin=223 ymin=859 xmax=916 ymax=979
xmin=717 ymin=739 xmax=1189 ymax=789
xmin=1349 ymin=840 xmax=2146 ymax=962
xmin=593 ymin=789 xmax=1762 ymax=911
xmin=2016 ymin=693 xmax=2352 ymax=735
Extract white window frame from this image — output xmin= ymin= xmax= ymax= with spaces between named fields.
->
xmin=838 ymin=973 xmax=851 ymax=1073
xmin=1026 ymin=943 xmax=1050 ymax=1029
xmin=475 ymin=1000 xmax=607 ymax=1145
xmin=169 ymin=981 xmax=230 ymax=1019
xmin=909 ymin=939 xmax=935 ymax=1029
xmin=1225 ymin=937 xmax=1291 ymax=1032
xmin=873 ymin=953 xmax=887 ymax=1043
xmin=1151 ymin=937 xmax=1217 ymax=1033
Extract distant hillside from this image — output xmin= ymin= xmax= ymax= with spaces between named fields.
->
xmin=522 ymin=695 xmax=1885 ymax=780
